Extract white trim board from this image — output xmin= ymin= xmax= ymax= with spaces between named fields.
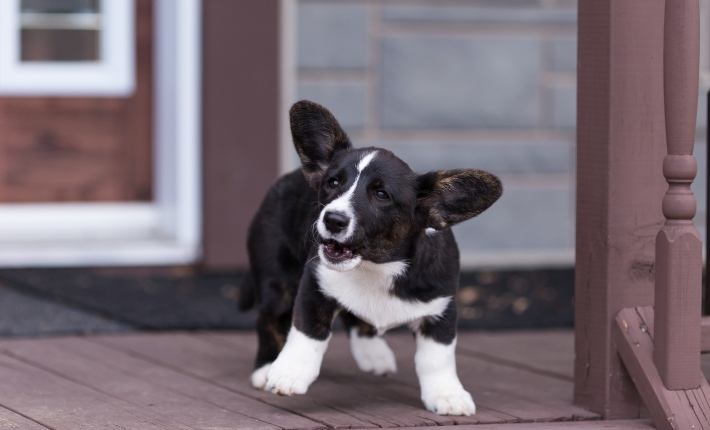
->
xmin=0 ymin=0 xmax=202 ymax=268
xmin=0 ymin=0 xmax=135 ymax=96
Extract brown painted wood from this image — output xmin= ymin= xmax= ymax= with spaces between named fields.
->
xmin=204 ymin=332 xmax=517 ymax=425
xmin=95 ymin=333 xmax=380 ymax=429
xmin=0 ymin=0 xmax=153 ymax=203
xmin=455 ymin=330 xmax=574 ymax=380
xmin=77 ymin=337 xmax=323 ymax=430
xmin=206 ymin=330 xmax=597 ymax=423
xmin=615 ymin=307 xmax=710 ymax=430
xmin=0 ymin=405 xmax=50 ymax=429
xmin=701 ymin=316 xmax=710 ymax=352
xmin=395 ymin=420 xmax=656 ymax=430
xmin=654 ymin=0 xmax=703 ymax=390
xmin=0 ymin=331 xmax=656 ymax=429
xmin=96 ymin=331 xmax=601 ymax=426
xmin=575 ymin=0 xmax=668 ymax=418
xmin=384 ymin=334 xmax=599 ymax=422
xmin=0 ymin=352 xmax=192 ymax=429
xmin=0 ymin=337 xmax=280 ymax=430
xmin=201 ymin=0 xmax=281 ymax=271
xmin=115 ymin=332 xmax=447 ymax=428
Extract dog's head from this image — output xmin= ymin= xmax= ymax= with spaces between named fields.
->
xmin=291 ymin=100 xmax=502 ymax=272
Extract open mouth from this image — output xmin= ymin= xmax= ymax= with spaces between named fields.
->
xmin=321 ymin=239 xmax=359 ymax=264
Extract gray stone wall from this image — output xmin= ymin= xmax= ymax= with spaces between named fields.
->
xmin=294 ymin=0 xmax=709 ymax=268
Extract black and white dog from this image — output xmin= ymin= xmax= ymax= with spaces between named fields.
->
xmin=240 ymin=100 xmax=502 ymax=416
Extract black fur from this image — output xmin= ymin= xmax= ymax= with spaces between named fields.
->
xmin=243 ymin=100 xmax=502 ymax=369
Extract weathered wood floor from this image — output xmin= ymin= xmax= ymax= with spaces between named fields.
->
xmin=0 ymin=330 xmax=658 ymax=429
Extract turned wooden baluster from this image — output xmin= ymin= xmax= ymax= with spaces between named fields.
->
xmin=654 ymin=0 xmax=702 ymax=390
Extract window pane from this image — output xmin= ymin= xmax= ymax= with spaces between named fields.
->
xmin=20 ymin=0 xmax=100 ymax=14
xmin=21 ymin=29 xmax=99 ymax=61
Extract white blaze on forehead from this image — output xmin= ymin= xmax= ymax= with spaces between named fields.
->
xmin=357 ymin=151 xmax=378 ymax=173
xmin=317 ymin=151 xmax=378 ymax=245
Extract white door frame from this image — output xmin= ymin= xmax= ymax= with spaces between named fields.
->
xmin=0 ymin=0 xmax=202 ymax=267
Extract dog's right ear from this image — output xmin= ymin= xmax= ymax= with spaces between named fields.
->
xmin=290 ymin=100 xmax=352 ymax=189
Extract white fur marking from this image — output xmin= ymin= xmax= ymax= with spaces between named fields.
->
xmin=357 ymin=151 xmax=378 ymax=173
xmin=317 ymin=151 xmax=378 ymax=245
xmin=425 ymin=228 xmax=438 ymax=236
xmin=415 ymin=335 xmax=476 ymax=416
xmin=316 ymin=260 xmax=451 ymax=332
xmin=264 ymin=327 xmax=330 ymax=395
xmin=349 ymin=328 xmax=397 ymax=376
xmin=251 ymin=363 xmax=271 ymax=389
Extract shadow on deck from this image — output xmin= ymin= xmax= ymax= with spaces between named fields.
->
xmin=0 ymin=330 xmax=660 ymax=429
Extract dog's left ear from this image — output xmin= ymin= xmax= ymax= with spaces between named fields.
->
xmin=417 ymin=169 xmax=503 ymax=230
xmin=290 ymin=100 xmax=352 ymax=188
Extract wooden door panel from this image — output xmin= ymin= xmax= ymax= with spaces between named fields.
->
xmin=0 ymin=0 xmax=153 ymax=203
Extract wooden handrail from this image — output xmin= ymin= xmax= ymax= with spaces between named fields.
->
xmin=654 ymin=0 xmax=702 ymax=390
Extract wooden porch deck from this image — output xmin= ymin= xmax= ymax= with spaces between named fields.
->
xmin=0 ymin=330 xmax=659 ymax=429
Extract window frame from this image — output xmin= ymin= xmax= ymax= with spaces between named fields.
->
xmin=0 ymin=0 xmax=135 ymax=96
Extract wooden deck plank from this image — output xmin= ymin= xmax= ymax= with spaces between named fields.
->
xmin=395 ymin=419 xmax=655 ymax=429
xmin=0 ymin=351 xmax=194 ymax=429
xmin=0 ymin=405 xmax=50 ymax=429
xmin=205 ymin=331 xmax=597 ymax=423
xmin=316 ymin=334 xmax=580 ymax=424
xmin=94 ymin=332 xmax=385 ymax=429
xmin=0 ymin=337 xmax=287 ymax=430
xmin=615 ymin=307 xmax=710 ymax=430
xmin=455 ymin=330 xmax=574 ymax=380
xmin=73 ymin=337 xmax=323 ymax=430
xmin=200 ymin=332 xmax=515 ymax=426
xmin=99 ymin=331 xmax=515 ymax=427
xmin=0 ymin=330 xmax=646 ymax=429
xmin=384 ymin=333 xmax=599 ymax=421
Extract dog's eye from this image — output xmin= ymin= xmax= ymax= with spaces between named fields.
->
xmin=327 ymin=178 xmax=340 ymax=188
xmin=375 ymin=190 xmax=389 ymax=200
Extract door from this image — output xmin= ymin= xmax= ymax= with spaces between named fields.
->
xmin=0 ymin=0 xmax=152 ymax=202
xmin=0 ymin=0 xmax=202 ymax=267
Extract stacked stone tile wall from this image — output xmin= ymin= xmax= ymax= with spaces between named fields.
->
xmin=293 ymin=0 xmax=709 ymax=268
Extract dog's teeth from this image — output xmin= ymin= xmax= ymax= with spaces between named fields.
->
xmin=323 ymin=240 xmax=355 ymax=262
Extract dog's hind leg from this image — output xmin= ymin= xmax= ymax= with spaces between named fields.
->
xmin=251 ymin=277 xmax=297 ymax=389
xmin=340 ymin=311 xmax=397 ymax=376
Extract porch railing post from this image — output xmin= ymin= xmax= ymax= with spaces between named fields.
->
xmin=654 ymin=0 xmax=702 ymax=390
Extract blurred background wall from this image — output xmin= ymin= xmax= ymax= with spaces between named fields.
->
xmin=286 ymin=0 xmax=710 ymax=270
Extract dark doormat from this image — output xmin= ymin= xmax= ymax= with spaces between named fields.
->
xmin=0 ymin=267 xmax=574 ymax=337
xmin=0 ymin=268 xmax=253 ymax=334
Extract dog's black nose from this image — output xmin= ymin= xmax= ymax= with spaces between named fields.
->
xmin=324 ymin=211 xmax=350 ymax=234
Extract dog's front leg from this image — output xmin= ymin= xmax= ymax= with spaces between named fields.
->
xmin=414 ymin=303 xmax=475 ymax=416
xmin=263 ymin=266 xmax=339 ymax=396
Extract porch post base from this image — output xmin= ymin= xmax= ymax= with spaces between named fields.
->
xmin=615 ymin=306 xmax=710 ymax=430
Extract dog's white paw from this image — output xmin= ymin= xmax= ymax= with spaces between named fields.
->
xmin=259 ymin=326 xmax=329 ymax=395
xmin=251 ymin=363 xmax=272 ymax=389
xmin=264 ymin=359 xmax=318 ymax=395
xmin=349 ymin=329 xmax=397 ymax=376
xmin=422 ymin=387 xmax=476 ymax=416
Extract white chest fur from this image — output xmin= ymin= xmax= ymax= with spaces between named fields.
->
xmin=316 ymin=260 xmax=451 ymax=332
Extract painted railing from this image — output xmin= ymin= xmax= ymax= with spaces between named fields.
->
xmin=611 ymin=1 xmax=710 ymax=429
xmin=654 ymin=0 xmax=702 ymax=390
